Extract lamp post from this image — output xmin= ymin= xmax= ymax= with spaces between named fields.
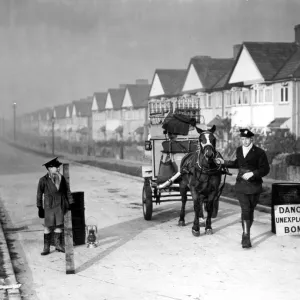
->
xmin=52 ymin=114 xmax=55 ymax=155
xmin=13 ymin=102 xmax=16 ymax=141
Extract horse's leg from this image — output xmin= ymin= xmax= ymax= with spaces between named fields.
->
xmin=191 ymin=186 xmax=201 ymax=237
xmin=199 ymin=195 xmax=206 ymax=226
xmin=178 ymin=184 xmax=188 ymax=226
xmin=205 ymin=191 xmax=217 ymax=235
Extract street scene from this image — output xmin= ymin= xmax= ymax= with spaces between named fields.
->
xmin=1 ymin=0 xmax=300 ymax=299
xmin=0 ymin=138 xmax=300 ymax=300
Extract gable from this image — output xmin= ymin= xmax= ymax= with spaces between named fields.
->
xmin=229 ymin=46 xmax=264 ymax=84
xmin=181 ymin=64 xmax=203 ymax=92
xmin=105 ymin=93 xmax=113 ymax=109
xmin=72 ymin=105 xmax=76 ymax=117
xmin=92 ymin=96 xmax=98 ymax=111
xmin=149 ymin=73 xmax=165 ymax=97
xmin=66 ymin=106 xmax=70 ymax=118
xmin=63 ymin=106 xmax=67 ymax=118
xmin=122 ymin=88 xmax=133 ymax=107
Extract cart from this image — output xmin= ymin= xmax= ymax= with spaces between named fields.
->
xmin=142 ymin=135 xmax=201 ymax=220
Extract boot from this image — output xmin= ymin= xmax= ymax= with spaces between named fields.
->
xmin=241 ymin=217 xmax=245 ymax=245
xmin=54 ymin=232 xmax=65 ymax=253
xmin=242 ymin=220 xmax=252 ymax=249
xmin=41 ymin=233 xmax=51 ymax=255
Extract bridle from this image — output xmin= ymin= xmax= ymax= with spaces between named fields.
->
xmin=196 ymin=132 xmax=222 ymax=174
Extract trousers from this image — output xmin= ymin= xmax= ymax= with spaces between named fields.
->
xmin=236 ymin=193 xmax=260 ymax=221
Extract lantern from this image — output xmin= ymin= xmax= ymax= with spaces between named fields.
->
xmin=144 ymin=140 xmax=152 ymax=151
xmin=86 ymin=225 xmax=98 ymax=248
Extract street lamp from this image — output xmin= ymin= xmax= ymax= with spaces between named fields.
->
xmin=51 ymin=113 xmax=55 ymax=155
xmin=13 ymin=102 xmax=16 ymax=141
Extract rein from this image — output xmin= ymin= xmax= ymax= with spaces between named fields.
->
xmin=194 ymin=146 xmax=226 ymax=209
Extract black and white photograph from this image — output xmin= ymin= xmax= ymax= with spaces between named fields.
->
xmin=0 ymin=0 xmax=300 ymax=299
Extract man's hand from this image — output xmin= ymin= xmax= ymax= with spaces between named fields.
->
xmin=38 ymin=207 xmax=44 ymax=218
xmin=214 ymin=158 xmax=225 ymax=165
xmin=242 ymin=172 xmax=254 ymax=180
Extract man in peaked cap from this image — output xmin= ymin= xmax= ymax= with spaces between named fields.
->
xmin=216 ymin=128 xmax=270 ymax=249
xmin=42 ymin=157 xmax=62 ymax=169
xmin=37 ymin=157 xmax=74 ymax=255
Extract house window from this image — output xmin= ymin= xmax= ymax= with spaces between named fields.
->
xmin=207 ymin=94 xmax=212 ymax=108
xmin=200 ymin=95 xmax=206 ymax=108
xmin=265 ymin=88 xmax=273 ymax=103
xmin=236 ymin=91 xmax=242 ymax=105
xmin=225 ymin=93 xmax=231 ymax=107
xmin=281 ymin=87 xmax=289 ymax=103
xmin=258 ymin=89 xmax=264 ymax=103
xmin=242 ymin=90 xmax=249 ymax=104
xmin=215 ymin=93 xmax=221 ymax=108
xmin=252 ymin=89 xmax=263 ymax=104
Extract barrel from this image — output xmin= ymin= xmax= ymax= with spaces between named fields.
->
xmin=271 ymin=183 xmax=300 ymax=233
xmin=71 ymin=191 xmax=86 ymax=245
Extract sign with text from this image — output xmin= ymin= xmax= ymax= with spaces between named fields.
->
xmin=274 ymin=204 xmax=300 ymax=236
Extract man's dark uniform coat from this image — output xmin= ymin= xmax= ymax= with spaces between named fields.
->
xmin=225 ymin=145 xmax=270 ymax=194
xmin=36 ymin=174 xmax=74 ymax=227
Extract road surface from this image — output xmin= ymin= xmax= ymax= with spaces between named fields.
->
xmin=0 ymin=139 xmax=299 ymax=300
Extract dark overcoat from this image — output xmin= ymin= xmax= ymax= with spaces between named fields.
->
xmin=36 ymin=174 xmax=74 ymax=227
xmin=225 ymin=145 xmax=270 ymax=194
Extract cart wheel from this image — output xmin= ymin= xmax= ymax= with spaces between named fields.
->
xmin=142 ymin=180 xmax=153 ymax=220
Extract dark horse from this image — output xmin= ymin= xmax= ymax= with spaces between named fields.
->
xmin=178 ymin=125 xmax=223 ymax=236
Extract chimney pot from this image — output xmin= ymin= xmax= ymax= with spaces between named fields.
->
xmin=295 ymin=24 xmax=300 ymax=44
xmin=135 ymin=79 xmax=149 ymax=85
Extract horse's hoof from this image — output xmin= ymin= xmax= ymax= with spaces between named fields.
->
xmin=205 ymin=228 xmax=213 ymax=235
xmin=192 ymin=229 xmax=200 ymax=237
xmin=178 ymin=220 xmax=186 ymax=226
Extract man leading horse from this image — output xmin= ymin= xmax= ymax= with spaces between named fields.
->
xmin=216 ymin=128 xmax=270 ymax=249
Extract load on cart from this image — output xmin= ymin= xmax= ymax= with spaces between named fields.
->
xmin=142 ymin=112 xmax=231 ymax=236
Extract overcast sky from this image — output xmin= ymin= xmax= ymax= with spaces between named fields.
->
xmin=1 ymin=0 xmax=300 ymax=117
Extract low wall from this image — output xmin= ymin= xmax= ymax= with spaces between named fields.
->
xmin=268 ymin=163 xmax=300 ymax=182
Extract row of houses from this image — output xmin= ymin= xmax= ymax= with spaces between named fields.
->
xmin=18 ymin=24 xmax=300 ymax=142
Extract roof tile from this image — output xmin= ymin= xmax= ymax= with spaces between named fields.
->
xmin=191 ymin=56 xmax=234 ymax=90
xmin=154 ymin=69 xmax=187 ymax=97
xmin=93 ymin=92 xmax=107 ymax=111
xmin=126 ymin=84 xmax=151 ymax=108
xmin=108 ymin=88 xmax=126 ymax=110
xmin=244 ymin=42 xmax=297 ymax=80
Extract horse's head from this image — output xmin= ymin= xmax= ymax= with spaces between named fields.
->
xmin=196 ymin=125 xmax=217 ymax=160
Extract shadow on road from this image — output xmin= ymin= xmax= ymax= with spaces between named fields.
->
xmin=75 ymin=205 xmax=239 ymax=273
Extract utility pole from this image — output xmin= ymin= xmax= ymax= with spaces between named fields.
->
xmin=13 ymin=102 xmax=16 ymax=141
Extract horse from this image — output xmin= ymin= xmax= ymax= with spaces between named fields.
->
xmin=178 ymin=125 xmax=223 ymax=236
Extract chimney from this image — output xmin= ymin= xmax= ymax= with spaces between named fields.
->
xmin=135 ymin=79 xmax=149 ymax=85
xmin=233 ymin=44 xmax=242 ymax=59
xmin=295 ymin=24 xmax=300 ymax=44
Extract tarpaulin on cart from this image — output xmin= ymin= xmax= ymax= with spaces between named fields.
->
xmin=162 ymin=113 xmax=196 ymax=136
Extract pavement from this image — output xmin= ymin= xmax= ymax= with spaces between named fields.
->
xmin=0 ymin=138 xmax=300 ymax=300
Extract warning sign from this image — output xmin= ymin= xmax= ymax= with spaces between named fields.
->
xmin=274 ymin=204 xmax=300 ymax=236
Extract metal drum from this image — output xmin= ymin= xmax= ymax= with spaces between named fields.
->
xmin=71 ymin=191 xmax=86 ymax=245
xmin=271 ymin=183 xmax=300 ymax=233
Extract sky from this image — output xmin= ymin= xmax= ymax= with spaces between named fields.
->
xmin=1 ymin=0 xmax=300 ymax=118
